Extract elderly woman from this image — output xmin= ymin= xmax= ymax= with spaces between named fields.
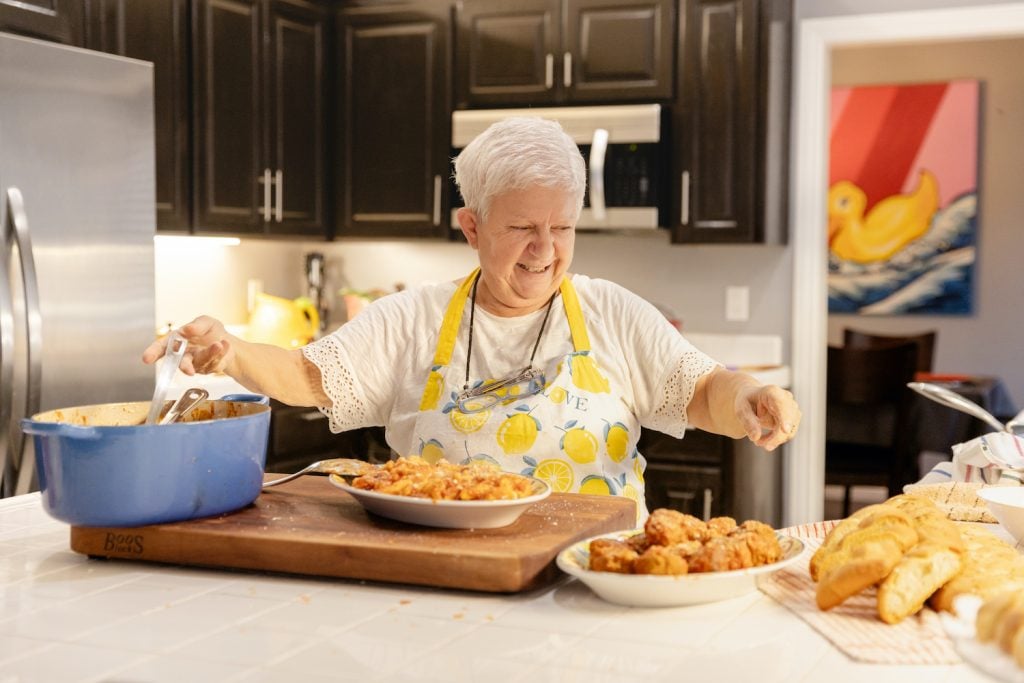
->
xmin=143 ymin=116 xmax=801 ymax=512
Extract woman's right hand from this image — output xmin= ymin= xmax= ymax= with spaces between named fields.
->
xmin=142 ymin=316 xmax=238 ymax=375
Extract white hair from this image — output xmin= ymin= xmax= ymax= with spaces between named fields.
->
xmin=453 ymin=116 xmax=586 ymax=221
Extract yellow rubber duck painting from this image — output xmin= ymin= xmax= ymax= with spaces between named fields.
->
xmin=828 ymin=169 xmax=939 ymax=263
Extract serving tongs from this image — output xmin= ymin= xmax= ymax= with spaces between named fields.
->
xmin=262 ymin=458 xmax=378 ymax=488
xmin=145 ymin=330 xmax=188 ymax=425
xmin=158 ymin=387 xmax=209 ymax=425
xmin=908 ymin=382 xmax=1024 ymax=435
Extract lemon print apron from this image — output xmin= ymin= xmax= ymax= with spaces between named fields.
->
xmin=413 ymin=269 xmax=647 ymax=515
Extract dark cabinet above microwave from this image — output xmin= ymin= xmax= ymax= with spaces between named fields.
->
xmin=670 ymin=0 xmax=790 ymax=244
xmin=455 ymin=0 xmax=675 ymax=108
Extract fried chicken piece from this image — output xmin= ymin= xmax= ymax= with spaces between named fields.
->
xmin=687 ymin=535 xmax=754 ymax=573
xmin=588 ymin=538 xmax=638 ymax=574
xmin=634 ymin=545 xmax=690 ymax=575
xmin=625 ymin=532 xmax=650 ymax=553
xmin=733 ymin=520 xmax=782 ymax=565
xmin=644 ymin=508 xmax=708 ymax=546
xmin=707 ymin=516 xmax=738 ymax=538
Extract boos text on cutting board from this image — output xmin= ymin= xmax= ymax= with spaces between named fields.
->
xmin=103 ymin=532 xmax=144 ymax=554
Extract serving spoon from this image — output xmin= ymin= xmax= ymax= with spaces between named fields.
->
xmin=261 ymin=458 xmax=377 ymax=488
xmin=908 ymin=382 xmax=1024 ymax=435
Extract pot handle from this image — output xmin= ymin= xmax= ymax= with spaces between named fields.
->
xmin=19 ymin=419 xmax=102 ymax=440
xmin=220 ymin=393 xmax=270 ymax=406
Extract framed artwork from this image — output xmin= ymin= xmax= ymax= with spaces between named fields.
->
xmin=827 ymin=79 xmax=980 ymax=315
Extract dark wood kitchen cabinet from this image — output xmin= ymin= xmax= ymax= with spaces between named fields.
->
xmin=455 ymin=0 xmax=674 ymax=108
xmin=335 ymin=3 xmax=450 ymax=238
xmin=0 ymin=0 xmax=84 ymax=45
xmin=265 ymin=400 xmax=393 ymax=473
xmin=671 ymin=0 xmax=790 ymax=244
xmin=192 ymin=0 xmax=330 ymax=237
xmin=640 ymin=427 xmax=731 ymax=520
xmin=85 ymin=0 xmax=191 ymax=232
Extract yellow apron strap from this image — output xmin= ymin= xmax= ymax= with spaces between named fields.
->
xmin=560 ymin=277 xmax=591 ymax=352
xmin=432 ymin=268 xmax=480 ymax=367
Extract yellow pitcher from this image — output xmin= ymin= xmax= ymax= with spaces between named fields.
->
xmin=246 ymin=292 xmax=320 ymax=348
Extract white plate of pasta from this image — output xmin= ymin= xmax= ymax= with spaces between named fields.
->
xmin=556 ymin=529 xmax=805 ymax=607
xmin=328 ymin=471 xmax=551 ymax=529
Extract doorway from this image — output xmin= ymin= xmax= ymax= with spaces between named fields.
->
xmin=786 ymin=3 xmax=1024 ymax=525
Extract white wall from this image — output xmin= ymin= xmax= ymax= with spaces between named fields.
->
xmin=155 ymin=232 xmax=794 ymax=344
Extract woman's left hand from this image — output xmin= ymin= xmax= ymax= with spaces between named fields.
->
xmin=734 ymin=384 xmax=802 ymax=451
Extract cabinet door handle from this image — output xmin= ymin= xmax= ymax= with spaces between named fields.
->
xmin=563 ymin=52 xmax=572 ymax=88
xmin=298 ymin=410 xmax=327 ymax=421
xmin=274 ymin=169 xmax=283 ymax=223
xmin=260 ymin=168 xmax=272 ymax=222
xmin=680 ymin=171 xmax=690 ymax=226
xmin=544 ymin=53 xmax=554 ymax=89
xmin=432 ymin=174 xmax=442 ymax=226
xmin=702 ymin=487 xmax=713 ymax=521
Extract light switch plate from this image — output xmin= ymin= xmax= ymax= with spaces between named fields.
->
xmin=725 ymin=286 xmax=750 ymax=322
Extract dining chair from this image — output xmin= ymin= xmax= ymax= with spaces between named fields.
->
xmin=825 ymin=341 xmax=920 ymax=517
xmin=843 ymin=328 xmax=937 ymax=375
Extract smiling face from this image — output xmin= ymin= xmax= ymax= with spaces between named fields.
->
xmin=457 ymin=185 xmax=577 ymax=317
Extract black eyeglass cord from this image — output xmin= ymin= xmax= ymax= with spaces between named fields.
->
xmin=464 ymin=271 xmax=558 ymax=391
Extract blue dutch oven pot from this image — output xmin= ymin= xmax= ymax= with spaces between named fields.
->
xmin=21 ymin=393 xmax=271 ymax=527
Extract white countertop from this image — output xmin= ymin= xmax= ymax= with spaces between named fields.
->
xmin=0 ymin=495 xmax=991 ymax=683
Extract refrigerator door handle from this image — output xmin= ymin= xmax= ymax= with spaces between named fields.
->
xmin=4 ymin=188 xmax=42 ymax=496
xmin=0 ymin=190 xmax=15 ymax=496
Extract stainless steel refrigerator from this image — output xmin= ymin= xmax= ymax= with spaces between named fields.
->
xmin=0 ymin=32 xmax=155 ymax=497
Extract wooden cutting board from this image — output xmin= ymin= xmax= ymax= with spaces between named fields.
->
xmin=70 ymin=475 xmax=636 ymax=593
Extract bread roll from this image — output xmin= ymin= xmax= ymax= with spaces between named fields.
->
xmin=816 ymin=535 xmax=906 ymax=610
xmin=877 ymin=542 xmax=962 ymax=624
xmin=977 ymin=590 xmax=1024 ymax=642
xmin=810 ymin=503 xmax=911 ymax=582
xmin=930 ymin=526 xmax=1024 ymax=612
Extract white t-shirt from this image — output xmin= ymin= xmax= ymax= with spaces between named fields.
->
xmin=303 ymin=274 xmax=718 ymax=455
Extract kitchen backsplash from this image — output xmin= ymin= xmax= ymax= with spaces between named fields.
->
xmin=155 ymin=232 xmax=792 ymax=342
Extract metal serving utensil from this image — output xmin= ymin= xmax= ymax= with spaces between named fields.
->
xmin=158 ymin=387 xmax=209 ymax=425
xmin=145 ymin=330 xmax=188 ymax=425
xmin=261 ymin=458 xmax=378 ymax=488
xmin=908 ymin=381 xmax=1013 ymax=434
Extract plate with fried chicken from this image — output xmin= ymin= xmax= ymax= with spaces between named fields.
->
xmin=556 ymin=508 xmax=805 ymax=607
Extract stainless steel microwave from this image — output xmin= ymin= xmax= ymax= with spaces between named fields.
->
xmin=450 ymin=104 xmax=666 ymax=231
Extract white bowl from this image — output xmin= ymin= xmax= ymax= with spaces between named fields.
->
xmin=978 ymin=487 xmax=1024 ymax=543
xmin=556 ymin=530 xmax=806 ymax=607
xmin=328 ymin=474 xmax=551 ymax=529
